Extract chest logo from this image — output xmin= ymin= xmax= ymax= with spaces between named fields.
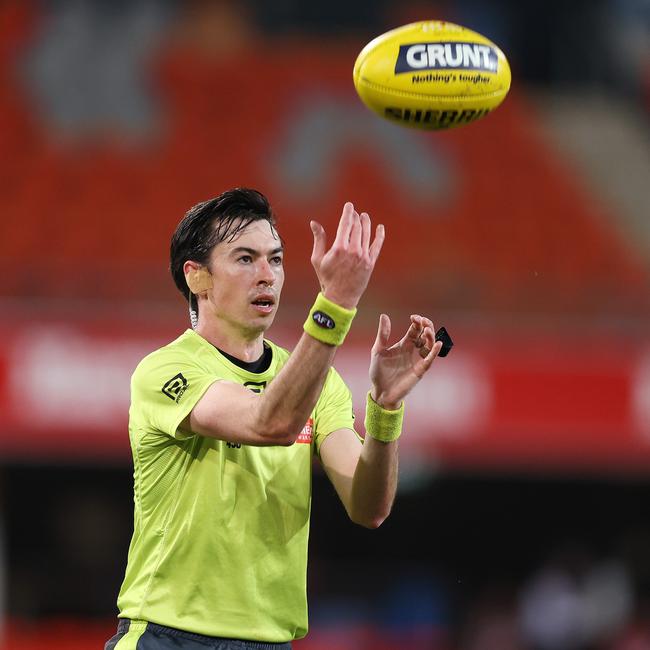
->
xmin=244 ymin=380 xmax=267 ymax=394
xmin=298 ymin=418 xmax=313 ymax=444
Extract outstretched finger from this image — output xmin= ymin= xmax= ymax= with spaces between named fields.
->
xmin=334 ymin=202 xmax=354 ymax=248
xmin=349 ymin=208 xmax=362 ymax=252
xmin=310 ymin=220 xmax=326 ymax=266
xmin=360 ymin=212 xmax=371 ymax=254
xmin=372 ymin=313 xmax=392 ymax=353
xmin=369 ymin=224 xmax=385 ymax=263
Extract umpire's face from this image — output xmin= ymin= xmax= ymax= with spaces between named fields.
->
xmin=205 ymin=219 xmax=284 ymax=336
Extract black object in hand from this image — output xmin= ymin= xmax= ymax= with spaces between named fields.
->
xmin=435 ymin=326 xmax=453 ymax=357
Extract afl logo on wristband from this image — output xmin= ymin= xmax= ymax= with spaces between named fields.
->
xmin=313 ymin=311 xmax=335 ymax=329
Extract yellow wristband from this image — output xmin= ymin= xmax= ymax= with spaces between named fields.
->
xmin=303 ymin=292 xmax=357 ymax=346
xmin=364 ymin=392 xmax=404 ymax=443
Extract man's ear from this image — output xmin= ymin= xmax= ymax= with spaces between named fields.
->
xmin=184 ymin=262 xmax=213 ymax=294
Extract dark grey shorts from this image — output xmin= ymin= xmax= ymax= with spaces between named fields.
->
xmin=104 ymin=619 xmax=293 ymax=650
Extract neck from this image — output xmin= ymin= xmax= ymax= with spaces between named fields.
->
xmin=194 ymin=317 xmax=265 ymax=362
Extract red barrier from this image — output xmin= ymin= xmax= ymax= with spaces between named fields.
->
xmin=0 ymin=620 xmax=448 ymax=650
xmin=1 ymin=319 xmax=649 ymax=473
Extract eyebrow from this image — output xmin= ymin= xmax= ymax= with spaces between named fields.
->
xmin=230 ymin=246 xmax=284 ymax=257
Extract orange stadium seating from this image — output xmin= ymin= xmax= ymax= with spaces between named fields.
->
xmin=0 ymin=2 xmax=647 ymax=319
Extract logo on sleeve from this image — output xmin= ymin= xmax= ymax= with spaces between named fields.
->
xmin=313 ymin=311 xmax=335 ymax=329
xmin=162 ymin=373 xmax=188 ymax=403
xmin=298 ymin=418 xmax=313 ymax=444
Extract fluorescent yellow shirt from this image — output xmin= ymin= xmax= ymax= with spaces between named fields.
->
xmin=116 ymin=329 xmax=354 ymax=641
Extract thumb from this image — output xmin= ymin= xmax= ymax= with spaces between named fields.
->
xmin=310 ymin=220 xmax=326 ymax=265
xmin=373 ymin=313 xmax=391 ymax=352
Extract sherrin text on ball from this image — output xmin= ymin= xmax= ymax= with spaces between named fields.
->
xmin=353 ymin=20 xmax=512 ymax=131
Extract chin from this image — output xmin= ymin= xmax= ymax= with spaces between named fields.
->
xmin=246 ymin=313 xmax=276 ymax=335
xmin=257 ymin=314 xmax=276 ymax=330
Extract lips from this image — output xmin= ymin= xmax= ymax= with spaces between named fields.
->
xmin=251 ymin=293 xmax=275 ymax=307
xmin=251 ymin=293 xmax=276 ymax=314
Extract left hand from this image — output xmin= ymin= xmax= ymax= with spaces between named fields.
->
xmin=369 ymin=314 xmax=442 ymax=410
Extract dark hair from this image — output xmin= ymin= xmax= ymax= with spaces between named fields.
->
xmin=170 ymin=187 xmax=277 ymax=302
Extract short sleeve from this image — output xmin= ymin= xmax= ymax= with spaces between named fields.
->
xmin=130 ymin=351 xmax=219 ymax=440
xmin=313 ymin=367 xmax=358 ymax=454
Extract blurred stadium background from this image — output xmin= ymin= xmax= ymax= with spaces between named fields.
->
xmin=0 ymin=0 xmax=649 ymax=648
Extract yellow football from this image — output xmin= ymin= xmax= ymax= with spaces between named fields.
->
xmin=353 ymin=20 xmax=512 ymax=130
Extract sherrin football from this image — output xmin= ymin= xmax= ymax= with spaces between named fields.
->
xmin=353 ymin=20 xmax=512 ymax=130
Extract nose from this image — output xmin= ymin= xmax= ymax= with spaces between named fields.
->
xmin=257 ymin=258 xmax=275 ymax=286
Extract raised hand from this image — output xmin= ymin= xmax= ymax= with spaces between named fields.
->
xmin=310 ymin=202 xmax=384 ymax=309
xmin=369 ymin=314 xmax=442 ymax=409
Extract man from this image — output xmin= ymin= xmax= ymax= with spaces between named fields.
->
xmin=106 ymin=188 xmax=442 ymax=649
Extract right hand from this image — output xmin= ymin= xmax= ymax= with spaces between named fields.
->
xmin=310 ymin=202 xmax=385 ymax=309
